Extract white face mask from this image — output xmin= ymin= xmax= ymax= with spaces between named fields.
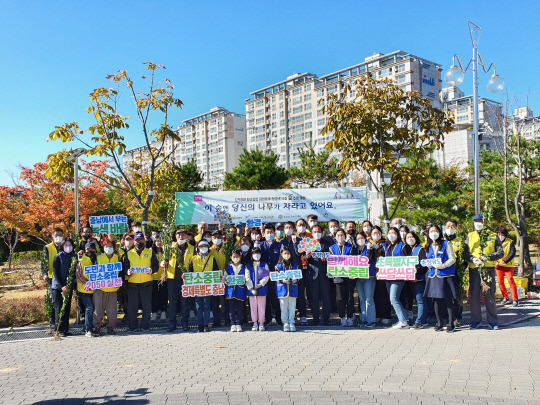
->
xmin=177 ymin=239 xmax=187 ymax=245
xmin=363 ymin=227 xmax=372 ymax=234
xmin=445 ymin=228 xmax=455 ymax=236
xmin=54 ymin=236 xmax=64 ymax=244
xmin=213 ymin=238 xmax=222 ymax=245
xmin=336 ymin=236 xmax=346 ymax=244
xmin=313 ymin=232 xmax=322 ymax=240
xmin=297 ymin=226 xmax=306 ymax=234
xmin=282 ymin=254 xmax=291 ymax=261
xmin=284 ymin=228 xmax=294 ymax=236
xmin=205 ymin=237 xmax=212 ymax=243
xmin=232 ymin=257 xmax=241 ymax=264
xmin=387 ymin=234 xmax=397 ymax=242
xmin=104 ymin=247 xmax=114 ymax=255
xmin=199 ymin=247 xmax=208 ymax=254
xmin=133 ymin=227 xmax=142 ymax=233
xmin=63 ymin=245 xmax=73 ymax=253
xmin=356 ymin=239 xmax=366 ymax=247
xmin=251 ymin=235 xmax=259 ymax=241
xmin=399 ymin=232 xmax=407 ymax=240
xmin=253 ymin=253 xmax=261 ymax=261
xmin=309 ymin=221 xmax=318 ymax=228
xmin=240 ymin=245 xmax=249 ymax=252
xmin=429 ymin=232 xmax=440 ymax=241
xmin=498 ymin=235 xmax=506 ymax=242
xmin=474 ymin=222 xmax=483 ymax=231
xmin=372 ymin=234 xmax=381 ymax=241
xmin=406 ymin=238 xmax=416 ymax=246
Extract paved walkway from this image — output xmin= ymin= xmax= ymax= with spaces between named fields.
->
xmin=1 ymin=312 xmax=539 ymax=404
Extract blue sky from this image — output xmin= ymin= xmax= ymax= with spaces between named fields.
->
xmin=1 ymin=0 xmax=539 ymax=186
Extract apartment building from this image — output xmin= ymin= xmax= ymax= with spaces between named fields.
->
xmin=509 ymin=107 xmax=540 ymax=140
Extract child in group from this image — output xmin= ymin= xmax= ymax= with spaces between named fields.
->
xmin=275 ymin=247 xmax=300 ymax=332
xmin=223 ymin=248 xmax=247 ymax=332
xmin=246 ymin=247 xmax=270 ymax=331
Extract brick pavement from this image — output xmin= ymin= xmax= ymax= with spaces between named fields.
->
xmin=0 ymin=317 xmax=539 ymax=404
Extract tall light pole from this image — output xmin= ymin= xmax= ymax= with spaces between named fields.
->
xmin=444 ymin=21 xmax=505 ymax=215
xmin=64 ymin=148 xmax=88 ymax=235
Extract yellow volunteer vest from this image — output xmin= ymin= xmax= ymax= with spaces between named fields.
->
xmin=467 ymin=231 xmax=497 ymax=268
xmin=78 ymin=255 xmax=95 ymax=294
xmin=210 ymin=245 xmax=226 ymax=270
xmin=45 ymin=243 xmax=58 ymax=278
xmin=166 ymin=243 xmax=194 ymax=279
xmin=500 ymin=238 xmax=515 ymax=267
xmin=97 ymin=253 xmax=121 ymax=292
xmin=152 ymin=251 xmax=164 ymax=280
xmin=126 ymin=248 xmax=153 ymax=283
xmin=190 ymin=254 xmax=215 ymax=272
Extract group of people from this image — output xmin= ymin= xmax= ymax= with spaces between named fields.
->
xmin=41 ymin=214 xmax=519 ymax=337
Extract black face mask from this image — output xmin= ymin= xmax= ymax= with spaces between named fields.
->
xmin=135 ymin=242 xmax=145 ymax=250
xmin=82 ymin=234 xmax=91 ymax=240
xmin=86 ymin=251 xmax=97 ymax=260
xmin=347 ymin=229 xmax=356 ymax=236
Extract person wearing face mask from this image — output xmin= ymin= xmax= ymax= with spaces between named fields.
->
xmin=424 ymin=225 xmax=458 ymax=332
xmin=296 ymin=218 xmax=315 ymax=325
xmin=150 ymin=237 xmax=168 ymax=322
xmin=146 ymin=230 xmax=160 ymax=249
xmin=327 ymin=219 xmax=340 ymax=239
xmin=306 ymin=225 xmax=333 ymax=326
xmin=194 ymin=221 xmax=209 ymax=243
xmin=75 ymin=242 xmax=98 ymax=337
xmin=492 ymin=226 xmax=518 ymax=307
xmin=402 ymin=231 xmax=428 ymax=329
xmin=188 ymin=240 xmax=219 ymax=332
xmin=361 ymin=221 xmax=373 ymax=238
xmin=275 ymin=223 xmax=285 ymax=242
xmin=131 ymin=221 xmax=143 ymax=234
xmin=382 ymin=227 xmax=409 ymax=329
xmin=223 ymin=248 xmax=248 ymax=332
xmin=261 ymin=224 xmax=284 ymax=326
xmin=77 ymin=226 xmax=94 ymax=255
xmin=227 ymin=226 xmax=241 ymax=247
xmin=122 ymin=232 xmax=159 ymax=332
xmin=42 ymin=227 xmax=65 ymax=334
xmin=329 ymin=228 xmax=357 ymax=327
xmin=398 ymin=225 xmax=414 ymax=322
xmin=92 ymin=240 xmax=124 ymax=336
xmin=355 ymin=231 xmax=376 ymax=327
xmin=307 ymin=214 xmax=319 ymax=232
xmin=163 ymin=230 xmax=194 ymax=332
xmin=464 ymin=214 xmax=499 ymax=330
xmin=246 ymin=247 xmax=270 ymax=331
xmin=344 ymin=221 xmax=357 ymax=248
xmin=250 ymin=228 xmax=263 ymax=249
xmin=238 ymin=237 xmax=253 ymax=265
xmin=279 ymin=221 xmax=301 ymax=323
xmin=202 ymin=230 xmax=213 ymax=246
xmin=209 ymin=230 xmax=226 ymax=328
xmin=369 ymin=226 xmax=392 ymax=325
xmin=443 ymin=219 xmax=464 ymax=327
xmin=275 ymin=247 xmax=300 ymax=332
xmin=51 ymin=238 xmax=76 ymax=336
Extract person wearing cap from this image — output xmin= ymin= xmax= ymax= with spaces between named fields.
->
xmin=210 ymin=230 xmax=226 ymax=327
xmin=493 ymin=226 xmax=518 ymax=306
xmin=75 ymin=241 xmax=98 ymax=337
xmin=194 ymin=222 xmax=209 ymax=243
xmin=223 ymin=247 xmax=248 ymax=332
xmin=261 ymin=224 xmax=283 ymax=326
xmin=122 ymin=232 xmax=159 ymax=332
xmin=307 ymin=214 xmax=319 ymax=232
xmin=464 ymin=213 xmax=500 ymax=330
xmin=41 ymin=227 xmax=65 ymax=334
xmin=188 ymin=240 xmax=219 ymax=332
xmin=275 ymin=223 xmax=285 ymax=242
xmin=163 ymin=230 xmax=194 ymax=332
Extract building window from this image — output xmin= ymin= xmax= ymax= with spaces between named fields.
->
xmin=256 ymin=109 xmax=264 ymax=116
xmin=304 ymin=94 xmax=312 ymax=102
xmin=397 ymin=74 xmax=406 ymax=84
xmin=293 ymin=87 xmax=302 ymax=95
xmin=396 ymin=64 xmax=406 ymax=73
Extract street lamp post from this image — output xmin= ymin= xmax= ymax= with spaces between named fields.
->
xmin=444 ymin=20 xmax=505 ymax=215
xmin=64 ymin=148 xmax=88 ymax=235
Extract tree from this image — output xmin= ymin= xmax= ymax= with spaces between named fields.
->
xmin=46 ymin=62 xmax=183 ymax=234
xmin=288 ymin=135 xmax=342 ymax=187
xmin=323 ymin=75 xmax=454 ymax=231
xmin=0 ymin=186 xmax=26 ymax=269
xmin=223 ymin=149 xmax=289 ymax=190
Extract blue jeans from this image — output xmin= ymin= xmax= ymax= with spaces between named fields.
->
xmin=413 ymin=281 xmax=426 ymax=324
xmin=279 ymin=297 xmax=297 ymax=325
xmin=195 ymin=297 xmax=211 ymax=326
xmin=356 ymin=277 xmax=376 ymax=323
xmin=79 ymin=294 xmax=94 ymax=332
xmin=386 ymin=281 xmax=408 ymax=323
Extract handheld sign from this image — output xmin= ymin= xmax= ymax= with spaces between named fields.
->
xmin=270 ymin=270 xmax=303 ymax=281
xmin=376 ymin=256 xmax=418 ymax=281
xmin=312 ymin=252 xmax=330 ymax=259
xmin=84 ymin=262 xmax=122 ymax=291
xmin=297 ymin=237 xmax=321 ymax=253
xmin=226 ymin=275 xmax=245 ymax=286
xmin=89 ymin=215 xmax=128 ymax=235
xmin=327 ymin=255 xmax=370 ymax=279
xmin=182 ymin=270 xmax=225 ymax=297
xmin=127 ymin=267 xmax=152 ymax=276
xmin=420 ymin=258 xmax=442 ymax=267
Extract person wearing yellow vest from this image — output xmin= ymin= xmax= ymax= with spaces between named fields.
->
xmin=194 ymin=221 xmax=208 ymax=243
xmin=151 ymin=236 xmax=168 ymax=322
xmin=188 ymin=240 xmax=219 ymax=332
xmin=92 ymin=240 xmax=123 ymax=336
xmin=75 ymin=241 xmax=98 ymax=337
xmin=41 ymin=227 xmax=64 ymax=334
xmin=163 ymin=229 xmax=195 ymax=332
xmin=493 ymin=226 xmax=518 ymax=306
xmin=464 ymin=213 xmax=506 ymax=330
xmin=209 ymin=230 xmax=226 ymax=328
xmin=122 ymin=232 xmax=159 ymax=332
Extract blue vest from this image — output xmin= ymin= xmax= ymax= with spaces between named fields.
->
xmin=426 ymin=240 xmax=455 ymax=278
xmin=246 ymin=261 xmax=269 ymax=297
xmin=384 ymin=242 xmax=404 ymax=257
xmin=410 ymin=245 xmax=425 ymax=281
xmin=275 ymin=263 xmax=299 ymax=298
xmin=224 ymin=264 xmax=247 ymax=300
xmin=329 ymin=242 xmax=356 ymax=256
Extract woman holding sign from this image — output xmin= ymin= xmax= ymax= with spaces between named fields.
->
xmin=424 ymin=225 xmax=457 ymax=332
xmin=224 ymin=248 xmax=248 ymax=332
xmin=329 ymin=229 xmax=357 ymax=327
xmin=355 ymin=231 xmax=376 ymax=328
xmin=275 ymin=246 xmax=300 ymax=332
xmin=403 ymin=231 xmax=428 ymax=329
xmin=246 ymin=247 xmax=270 ymax=331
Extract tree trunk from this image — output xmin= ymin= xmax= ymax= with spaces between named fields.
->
xmin=7 ymin=230 xmax=19 ymax=270
xmin=380 ymin=171 xmax=389 ymax=233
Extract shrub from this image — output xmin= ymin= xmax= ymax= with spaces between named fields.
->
xmin=0 ymin=295 xmax=77 ymax=328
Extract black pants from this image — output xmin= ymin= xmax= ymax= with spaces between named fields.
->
xmin=211 ymin=296 xmax=222 ymax=326
xmin=265 ymin=281 xmax=281 ymax=325
xmin=167 ymin=279 xmax=190 ymax=329
xmin=336 ymin=279 xmax=355 ymax=319
xmin=127 ymin=282 xmax=152 ymax=330
xmin=52 ymin=289 xmax=72 ymax=333
xmin=296 ymin=278 xmax=307 ymax=318
xmin=309 ymin=275 xmax=331 ymax=324
xmin=400 ymin=282 xmax=414 ymax=312
xmin=375 ymin=279 xmax=392 ymax=320
xmin=228 ymin=299 xmax=244 ymax=325
xmin=151 ymin=280 xmax=168 ymax=312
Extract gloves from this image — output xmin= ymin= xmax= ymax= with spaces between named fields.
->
xmin=433 ymin=263 xmax=442 ymax=269
xmin=372 ymin=243 xmax=380 ymax=250
xmin=256 ymin=283 xmax=263 ymax=289
xmin=334 ymin=277 xmax=343 ymax=284
xmin=283 ymin=278 xmax=291 ymax=284
xmin=160 ymin=260 xmax=168 ymax=268
xmin=251 ymin=289 xmax=258 ymax=296
xmin=472 ymin=258 xmax=483 ymax=266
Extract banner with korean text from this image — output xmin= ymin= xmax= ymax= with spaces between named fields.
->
xmin=182 ymin=271 xmax=225 ymax=297
xmin=84 ymin=262 xmax=122 ymax=291
xmin=175 ymin=188 xmax=368 ymax=225
xmin=376 ymin=256 xmax=418 ymax=281
xmin=327 ymin=255 xmax=370 ymax=278
xmin=89 ymin=215 xmax=128 ymax=234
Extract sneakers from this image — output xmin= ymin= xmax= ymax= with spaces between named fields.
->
xmin=469 ymin=321 xmax=482 ymax=329
xmin=364 ymin=322 xmax=375 ymax=328
xmin=151 ymin=313 xmax=157 ymax=321
xmin=198 ymin=325 xmax=204 ymax=333
xmin=85 ymin=331 xmax=93 ymax=338
xmin=300 ymin=317 xmax=308 ymax=325
xmin=412 ymin=322 xmax=424 ymax=329
xmin=107 ymin=328 xmax=116 ymax=335
xmin=160 ymin=312 xmax=167 ymax=321
xmin=283 ymin=323 xmax=291 ymax=332
xmin=447 ymin=325 xmax=456 ymax=333
xmin=512 ymin=300 xmax=519 ymax=307
xmin=407 ymin=310 xmax=414 ymax=321
xmin=341 ymin=317 xmax=347 ymax=327
xmin=203 ymin=325 xmax=210 ymax=332
xmin=94 ymin=327 xmax=101 ymax=337
xmin=258 ymin=324 xmax=265 ymax=331
xmin=488 ymin=323 xmax=500 ymax=330
xmin=231 ymin=325 xmax=237 ymax=332
xmin=501 ymin=298 xmax=509 ymax=305
xmin=381 ymin=318 xmax=392 ymax=325
xmin=454 ymin=319 xmax=461 ymax=328
xmin=235 ymin=325 xmax=242 ymax=332
xmin=289 ymin=323 xmax=296 ymax=332
xmin=346 ymin=318 xmax=354 ymax=327
xmin=252 ymin=322 xmax=259 ymax=331
xmin=392 ymin=322 xmax=409 ymax=329
xmin=434 ymin=324 xmax=444 ymax=332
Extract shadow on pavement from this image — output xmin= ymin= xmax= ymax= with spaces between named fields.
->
xmin=32 ymin=388 xmax=151 ymax=404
